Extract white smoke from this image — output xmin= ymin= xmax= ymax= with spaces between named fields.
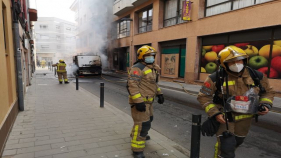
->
xmin=77 ymin=0 xmax=114 ymax=70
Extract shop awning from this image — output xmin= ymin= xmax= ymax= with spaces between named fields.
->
xmin=29 ymin=8 xmax=37 ymax=21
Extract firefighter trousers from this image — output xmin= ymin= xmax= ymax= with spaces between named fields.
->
xmin=57 ymin=72 xmax=68 ymax=82
xmin=130 ymin=103 xmax=153 ymax=152
xmin=214 ymin=117 xmax=252 ymax=158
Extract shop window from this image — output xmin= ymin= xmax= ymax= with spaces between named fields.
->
xmin=138 ymin=7 xmax=153 ymax=34
xmin=205 ymin=0 xmax=273 ymax=17
xmin=117 ymin=16 xmax=131 ymax=39
xmin=164 ymin=0 xmax=186 ymax=27
xmin=200 ymin=27 xmax=281 ymax=80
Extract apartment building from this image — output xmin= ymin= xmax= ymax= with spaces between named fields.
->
xmin=34 ymin=17 xmax=76 ymax=63
xmin=110 ymin=0 xmax=281 ymax=91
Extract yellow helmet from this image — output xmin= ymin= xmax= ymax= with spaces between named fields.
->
xmin=137 ymin=45 xmax=156 ymax=60
xmin=59 ymin=59 xmax=64 ymax=62
xmin=217 ymin=46 xmax=249 ymax=68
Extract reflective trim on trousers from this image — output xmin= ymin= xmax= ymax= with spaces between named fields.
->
xmin=131 ymin=125 xmax=145 ymax=149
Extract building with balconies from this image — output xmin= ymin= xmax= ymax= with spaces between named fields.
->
xmin=109 ymin=0 xmax=281 ymax=92
xmin=34 ymin=17 xmax=76 ymax=63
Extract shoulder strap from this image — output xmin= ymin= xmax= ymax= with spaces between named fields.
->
xmin=247 ymin=66 xmax=263 ymax=85
xmin=132 ymin=62 xmax=146 ymax=71
xmin=247 ymin=66 xmax=266 ymax=94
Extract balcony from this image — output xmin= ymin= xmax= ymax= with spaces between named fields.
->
xmin=131 ymin=0 xmax=149 ymax=7
xmin=113 ymin=0 xmax=134 ymax=16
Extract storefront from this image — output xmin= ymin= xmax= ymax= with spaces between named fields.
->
xmin=199 ymin=26 xmax=281 ymax=85
xmin=159 ymin=39 xmax=186 ymax=78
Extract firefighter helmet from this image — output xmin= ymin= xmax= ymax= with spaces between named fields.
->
xmin=137 ymin=45 xmax=156 ymax=60
xmin=59 ymin=59 xmax=64 ymax=63
xmin=217 ymin=46 xmax=249 ymax=69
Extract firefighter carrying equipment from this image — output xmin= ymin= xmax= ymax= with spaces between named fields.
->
xmin=137 ymin=45 xmax=156 ymax=60
xmin=198 ymin=46 xmax=275 ymax=158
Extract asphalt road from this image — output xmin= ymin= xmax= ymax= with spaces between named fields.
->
xmin=73 ymin=75 xmax=281 ymax=158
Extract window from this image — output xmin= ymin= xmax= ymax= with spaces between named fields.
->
xmin=138 ymin=7 xmax=153 ymax=34
xmin=205 ymin=0 xmax=273 ymax=17
xmin=66 ymin=27 xmax=71 ymax=31
xmin=117 ymin=17 xmax=131 ymax=38
xmin=56 ymin=35 xmax=61 ymax=40
xmin=56 ymin=25 xmax=60 ymax=29
xmin=164 ymin=0 xmax=186 ymax=27
xmin=41 ymin=45 xmax=49 ymax=49
xmin=40 ymin=25 xmax=48 ymax=29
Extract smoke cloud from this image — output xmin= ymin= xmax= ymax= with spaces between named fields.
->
xmin=75 ymin=0 xmax=114 ymax=70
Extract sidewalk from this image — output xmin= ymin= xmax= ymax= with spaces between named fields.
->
xmin=2 ymin=70 xmax=188 ymax=158
xmin=102 ymin=71 xmax=281 ymax=110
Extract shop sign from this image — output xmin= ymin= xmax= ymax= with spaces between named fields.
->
xmin=182 ymin=0 xmax=192 ymax=21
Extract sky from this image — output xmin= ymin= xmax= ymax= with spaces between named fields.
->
xmin=30 ymin=0 xmax=75 ymax=22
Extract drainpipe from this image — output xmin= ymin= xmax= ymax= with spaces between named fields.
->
xmin=12 ymin=1 xmax=24 ymax=111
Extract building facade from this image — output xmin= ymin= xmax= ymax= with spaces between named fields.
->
xmin=110 ymin=0 xmax=281 ymax=92
xmin=34 ymin=17 xmax=76 ymax=64
xmin=0 ymin=0 xmax=37 ymax=156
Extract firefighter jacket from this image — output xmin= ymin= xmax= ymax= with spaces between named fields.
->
xmin=127 ymin=62 xmax=163 ymax=104
xmin=197 ymin=68 xmax=275 ymax=121
xmin=52 ymin=62 xmax=67 ymax=73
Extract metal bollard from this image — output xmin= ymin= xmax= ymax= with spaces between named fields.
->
xmin=76 ymin=75 xmax=79 ymax=90
xmin=100 ymin=82 xmax=104 ymax=108
xmin=190 ymin=114 xmax=201 ymax=158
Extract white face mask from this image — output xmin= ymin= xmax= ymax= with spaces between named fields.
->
xmin=229 ymin=63 xmax=244 ymax=72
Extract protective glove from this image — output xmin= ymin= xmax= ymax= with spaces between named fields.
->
xmin=157 ymin=94 xmax=164 ymax=104
xmin=135 ymin=102 xmax=146 ymax=112
xmin=201 ymin=116 xmax=220 ymax=137
xmin=258 ymin=103 xmax=271 ymax=112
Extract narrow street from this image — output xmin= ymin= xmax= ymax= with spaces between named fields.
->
xmin=74 ymin=74 xmax=281 ymax=158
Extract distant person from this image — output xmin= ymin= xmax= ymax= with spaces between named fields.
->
xmin=41 ymin=60 xmax=46 ymax=68
xmin=37 ymin=60 xmax=41 ymax=67
xmin=127 ymin=45 xmax=164 ymax=158
xmin=52 ymin=59 xmax=69 ymax=84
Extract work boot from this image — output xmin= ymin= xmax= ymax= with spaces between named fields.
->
xmin=59 ymin=82 xmax=62 ymax=84
xmin=133 ymin=152 xmax=145 ymax=158
xmin=146 ymin=135 xmax=150 ymax=140
xmin=65 ymin=81 xmax=69 ymax=84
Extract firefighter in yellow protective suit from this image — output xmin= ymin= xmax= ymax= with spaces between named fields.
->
xmin=41 ymin=60 xmax=46 ymax=68
xmin=52 ymin=59 xmax=69 ymax=84
xmin=127 ymin=45 xmax=164 ymax=158
xmin=197 ymin=46 xmax=275 ymax=158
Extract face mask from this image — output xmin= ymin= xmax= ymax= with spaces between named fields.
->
xmin=229 ymin=63 xmax=244 ymax=72
xmin=144 ymin=56 xmax=154 ymax=64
